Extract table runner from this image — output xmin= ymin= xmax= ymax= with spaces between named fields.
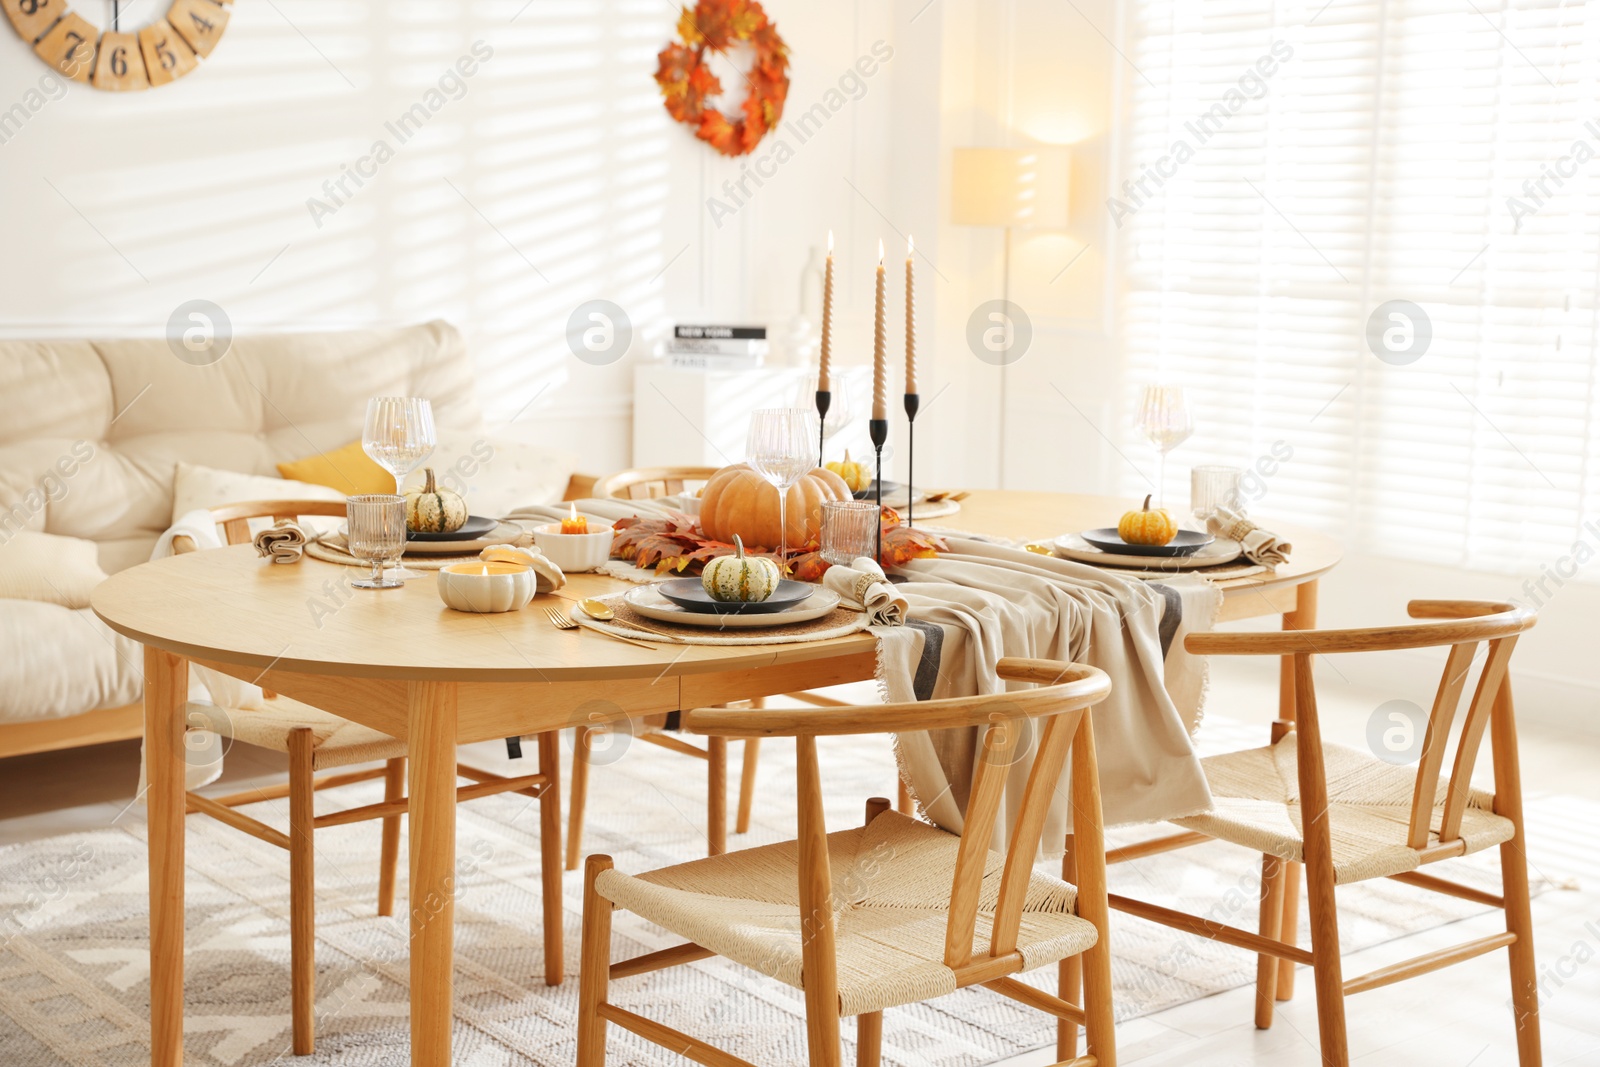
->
xmin=881 ymin=539 xmax=1215 ymax=846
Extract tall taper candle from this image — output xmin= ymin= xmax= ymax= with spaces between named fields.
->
xmin=819 ymin=230 xmax=834 ymax=392
xmin=904 ymin=235 xmax=917 ymax=394
xmin=872 ymin=239 xmax=887 ymax=420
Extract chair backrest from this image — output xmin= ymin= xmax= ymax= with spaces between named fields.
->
xmin=595 ymin=466 xmax=720 ymax=501
xmin=1187 ymin=600 xmax=1536 ymax=851
xmin=207 ymin=499 xmax=350 ymax=546
xmin=683 ymin=657 xmax=1114 ymax=971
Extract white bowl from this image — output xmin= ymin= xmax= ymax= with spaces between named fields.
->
xmin=436 ymin=561 xmax=537 ymax=613
xmin=531 ymin=522 xmax=614 ymax=573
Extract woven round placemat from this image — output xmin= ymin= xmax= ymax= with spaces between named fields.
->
xmin=304 ymin=532 xmax=531 ymax=571
xmin=576 ymin=592 xmax=870 ymax=646
xmin=1100 ymin=559 xmax=1270 ymax=582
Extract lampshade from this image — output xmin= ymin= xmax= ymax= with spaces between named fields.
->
xmin=950 ymin=147 xmax=1072 ymax=229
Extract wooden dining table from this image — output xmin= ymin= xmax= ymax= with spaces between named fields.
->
xmin=90 ymin=490 xmax=1339 ymax=1067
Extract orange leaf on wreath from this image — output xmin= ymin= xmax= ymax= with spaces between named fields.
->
xmin=655 ymin=0 xmax=790 ymax=158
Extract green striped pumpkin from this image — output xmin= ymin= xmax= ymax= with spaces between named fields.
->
xmin=702 ymin=534 xmax=781 ymax=603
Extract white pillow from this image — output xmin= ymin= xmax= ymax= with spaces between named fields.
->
xmin=0 ymin=531 xmax=109 ymax=609
xmin=171 ymin=462 xmax=346 ymax=526
xmin=404 ymin=437 xmax=579 ymax=519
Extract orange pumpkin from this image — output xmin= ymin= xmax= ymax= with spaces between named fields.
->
xmin=698 ymin=463 xmax=852 ymax=551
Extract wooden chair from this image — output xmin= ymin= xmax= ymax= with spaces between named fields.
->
xmin=593 ymin=465 xmax=720 ymax=501
xmin=1106 ymin=600 xmax=1541 ymax=1066
xmin=176 ymin=500 xmax=566 ymax=1055
xmin=567 ymin=706 xmax=762 ymax=869
xmin=577 ymin=658 xmax=1118 ymax=1067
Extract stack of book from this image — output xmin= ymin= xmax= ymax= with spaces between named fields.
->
xmin=666 ymin=325 xmax=768 ymax=370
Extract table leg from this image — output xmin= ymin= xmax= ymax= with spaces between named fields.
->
xmin=537 ymin=730 xmax=564 ymax=985
xmin=146 ymin=647 xmax=188 ymax=1067
xmin=408 ymin=682 xmax=458 ymax=1067
xmin=1275 ymin=579 xmax=1318 ymax=1002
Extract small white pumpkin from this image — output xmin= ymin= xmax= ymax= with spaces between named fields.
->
xmin=702 ymin=534 xmax=781 ymax=603
xmin=404 ymin=468 xmax=468 ymax=534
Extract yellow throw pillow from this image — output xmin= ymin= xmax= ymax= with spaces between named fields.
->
xmin=277 ymin=440 xmax=393 ymax=495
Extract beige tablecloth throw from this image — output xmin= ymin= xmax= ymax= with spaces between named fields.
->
xmin=883 ymin=538 xmax=1216 ymax=843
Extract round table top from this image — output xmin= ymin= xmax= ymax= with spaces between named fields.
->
xmin=91 ymin=491 xmax=1340 ymax=683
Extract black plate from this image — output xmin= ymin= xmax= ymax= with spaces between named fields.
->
xmin=853 ymin=479 xmax=903 ymax=501
xmin=407 ymin=514 xmax=499 ymax=542
xmin=658 ymin=578 xmax=815 ymax=615
xmin=1079 ymin=528 xmax=1215 ymax=558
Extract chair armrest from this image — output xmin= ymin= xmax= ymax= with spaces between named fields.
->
xmin=1184 ymin=600 xmax=1534 ymax=657
xmin=172 ymin=534 xmax=199 ymax=555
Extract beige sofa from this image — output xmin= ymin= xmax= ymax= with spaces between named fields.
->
xmin=0 ymin=320 xmax=578 ymax=761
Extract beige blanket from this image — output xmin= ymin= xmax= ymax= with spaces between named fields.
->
xmin=883 ymin=539 xmax=1216 ymax=844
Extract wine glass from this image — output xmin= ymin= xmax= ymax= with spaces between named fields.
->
xmin=363 ymin=397 xmax=437 ymax=495
xmin=346 ymin=495 xmax=407 ymax=589
xmin=745 ymin=408 xmax=815 ymax=563
xmin=1137 ymin=385 xmax=1194 ymax=506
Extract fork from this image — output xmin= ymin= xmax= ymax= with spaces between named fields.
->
xmin=543 ymin=607 xmax=660 ymax=650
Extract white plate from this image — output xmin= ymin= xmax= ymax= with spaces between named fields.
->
xmin=622 ymin=584 xmax=843 ymax=628
xmin=1052 ymin=532 xmax=1244 ymax=571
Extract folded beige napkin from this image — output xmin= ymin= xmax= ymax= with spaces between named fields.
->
xmin=1205 ymin=505 xmax=1292 ymax=568
xmin=822 ymin=556 xmax=907 ymax=626
xmin=252 ymin=520 xmax=307 ymax=564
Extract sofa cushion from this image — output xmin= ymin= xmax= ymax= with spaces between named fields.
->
xmin=0 ymin=601 xmax=142 ymax=723
xmin=276 ymin=439 xmax=393 ymax=495
xmin=170 ymin=463 xmax=346 ymax=526
xmin=0 ymin=532 xmax=108 ymax=609
xmin=412 ymin=438 xmax=581 ymax=518
xmin=0 ymin=320 xmax=482 ymax=574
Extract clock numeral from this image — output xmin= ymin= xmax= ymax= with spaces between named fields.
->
xmin=19 ymin=0 xmax=40 ymax=15
xmin=168 ymin=0 xmax=229 ymax=59
xmin=110 ymin=45 xmax=128 ymax=78
xmin=31 ymin=11 xmax=94 ymax=82
xmin=138 ymin=19 xmax=197 ymax=86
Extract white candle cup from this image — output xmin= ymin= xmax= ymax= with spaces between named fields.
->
xmin=531 ymin=522 xmax=614 ymax=573
xmin=436 ymin=561 xmax=537 ymax=613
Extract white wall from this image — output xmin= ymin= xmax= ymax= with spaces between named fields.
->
xmin=0 ymin=0 xmax=900 ymax=478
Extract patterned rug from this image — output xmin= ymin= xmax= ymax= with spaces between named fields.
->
xmin=0 ymin=718 xmax=1548 ymax=1066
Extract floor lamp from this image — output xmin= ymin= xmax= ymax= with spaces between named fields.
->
xmin=951 ymin=147 xmax=1071 ymax=488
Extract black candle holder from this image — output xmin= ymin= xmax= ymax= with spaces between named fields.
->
xmin=815 ymin=389 xmax=831 ymax=468
xmin=903 ymin=392 xmax=920 ymax=528
xmin=869 ymin=416 xmax=888 ymax=564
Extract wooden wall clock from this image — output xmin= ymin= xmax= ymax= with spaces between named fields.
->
xmin=4 ymin=0 xmax=231 ymax=91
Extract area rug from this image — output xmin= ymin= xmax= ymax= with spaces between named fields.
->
xmin=0 ymin=717 xmax=1556 ymax=1066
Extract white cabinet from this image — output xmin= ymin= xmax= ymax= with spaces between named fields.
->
xmin=632 ymin=363 xmax=883 ymax=473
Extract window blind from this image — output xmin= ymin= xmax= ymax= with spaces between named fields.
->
xmin=1119 ymin=0 xmax=1600 ymax=579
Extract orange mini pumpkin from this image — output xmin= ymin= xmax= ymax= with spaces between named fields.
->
xmin=698 ymin=463 xmax=852 ymax=551
xmin=1118 ymin=494 xmax=1179 ymax=547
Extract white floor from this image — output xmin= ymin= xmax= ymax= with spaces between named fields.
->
xmin=2 ymin=659 xmax=1596 ymax=1066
